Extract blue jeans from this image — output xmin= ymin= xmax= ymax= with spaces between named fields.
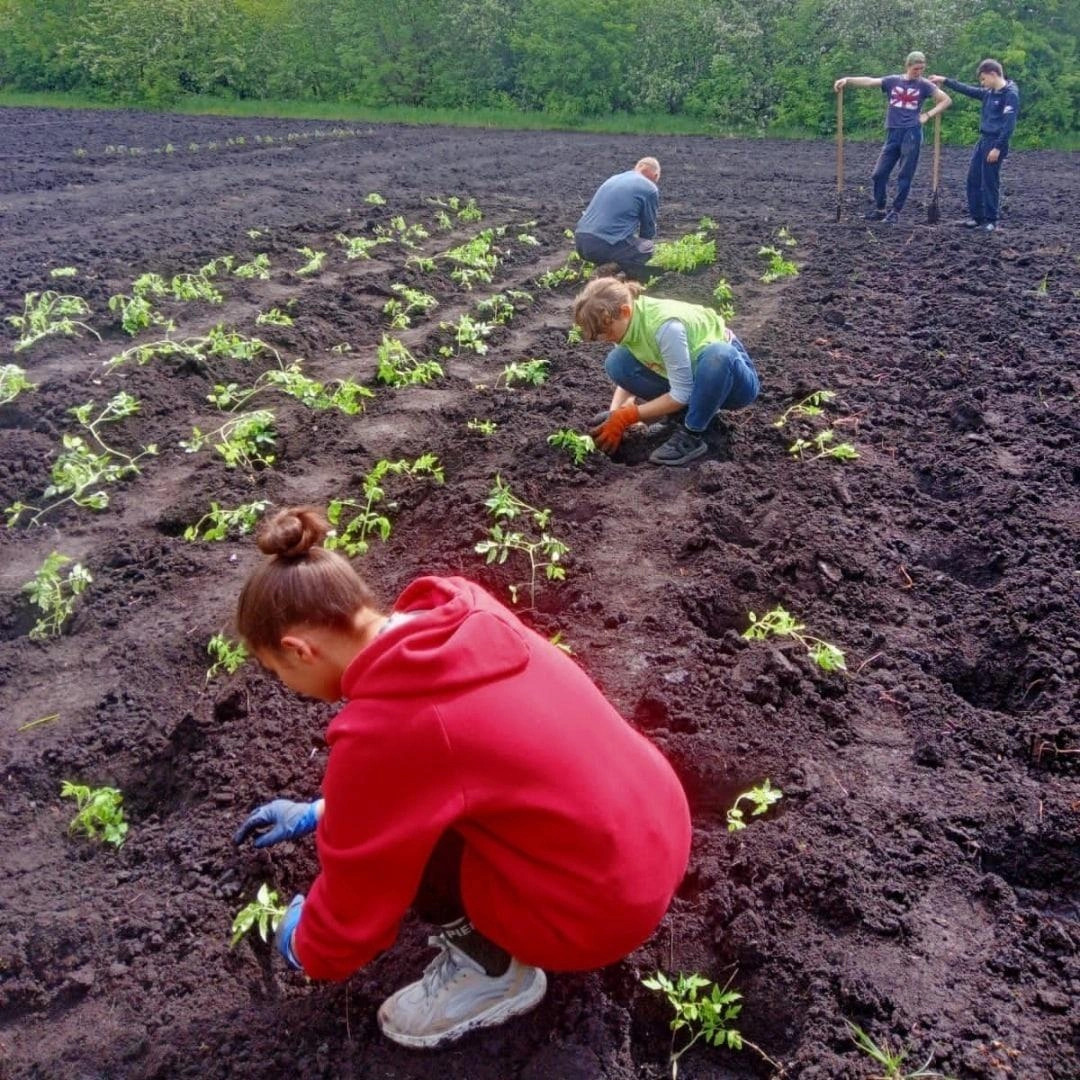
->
xmin=871 ymin=127 xmax=922 ymax=212
xmin=966 ymin=136 xmax=1008 ymax=224
xmin=604 ymin=336 xmax=759 ymax=433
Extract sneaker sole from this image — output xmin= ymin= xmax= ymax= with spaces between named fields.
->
xmin=379 ymin=968 xmax=548 ymax=1049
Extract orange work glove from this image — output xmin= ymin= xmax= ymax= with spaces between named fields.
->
xmin=591 ymin=402 xmax=640 ymax=453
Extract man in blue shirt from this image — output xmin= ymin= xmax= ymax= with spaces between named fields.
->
xmin=930 ymin=60 xmax=1020 ymax=232
xmin=834 ymin=51 xmax=951 ymax=224
xmin=574 ymin=157 xmax=660 ymax=281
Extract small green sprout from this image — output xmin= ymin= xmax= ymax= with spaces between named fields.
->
xmin=50 ymin=267 xmax=78 ymax=278
xmin=548 ymin=631 xmax=573 ymax=655
xmin=548 ymin=429 xmax=596 ymax=465
xmin=776 ymin=226 xmax=797 ymax=247
xmin=712 ymin=279 xmax=735 ymax=319
xmin=649 ymin=231 xmax=717 ymax=273
xmin=847 ymin=1021 xmax=957 ymax=1080
xmin=364 ymin=192 xmax=386 ymax=205
xmin=383 ymin=284 xmax=438 ymax=329
xmin=758 ymin=245 xmax=798 ymax=283
xmin=743 ymin=606 xmax=847 ymax=672
xmin=169 ymin=272 xmax=223 ymax=303
xmin=256 ymin=308 xmax=294 ymax=327
xmin=567 ymin=325 xmax=584 ymax=344
xmin=230 ymin=884 xmax=287 ymax=948
xmin=108 ymin=277 xmax=174 ymax=335
xmin=726 ymin=780 xmax=783 ymax=832
xmin=60 ymin=781 xmax=128 ymax=847
xmin=206 ymin=633 xmax=248 ymax=681
xmin=787 ymin=429 xmax=858 ymax=463
xmin=183 ymin=500 xmax=270 ymax=542
xmin=0 ymin=364 xmax=36 ymax=404
xmin=295 ymin=247 xmax=326 ymax=276
xmin=233 ymin=254 xmax=271 ymax=280
xmin=467 ymin=418 xmax=498 ymax=436
xmin=773 ymin=390 xmax=836 ymax=428
xmin=698 ymin=215 xmax=718 ymax=230
xmin=24 ymin=553 xmax=92 ymax=639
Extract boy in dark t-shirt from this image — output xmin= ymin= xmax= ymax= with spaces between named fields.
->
xmin=834 ymin=51 xmax=951 ymax=224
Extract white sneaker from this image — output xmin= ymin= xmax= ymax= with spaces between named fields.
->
xmin=377 ymin=935 xmax=547 ymax=1048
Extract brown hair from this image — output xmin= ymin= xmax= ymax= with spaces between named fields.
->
xmin=977 ymin=58 xmax=1003 ymax=77
xmin=235 ymin=506 xmax=377 ymax=652
xmin=571 ymin=276 xmax=645 ymax=341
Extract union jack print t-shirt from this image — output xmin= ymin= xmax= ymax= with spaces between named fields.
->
xmin=881 ymin=76 xmax=935 ymax=128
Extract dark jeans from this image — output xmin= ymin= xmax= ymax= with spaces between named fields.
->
xmin=871 ymin=126 xmax=923 ymax=212
xmin=574 ymin=231 xmax=656 ymax=282
xmin=966 ymin=136 xmax=1008 ymax=224
xmin=412 ymin=828 xmax=511 ymax=975
xmin=604 ymin=335 xmax=760 ymax=433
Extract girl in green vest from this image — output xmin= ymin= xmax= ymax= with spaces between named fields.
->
xmin=574 ymin=276 xmax=760 ymax=466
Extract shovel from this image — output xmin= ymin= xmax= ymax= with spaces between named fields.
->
xmin=835 ymin=89 xmax=844 ymax=223
xmin=927 ymin=113 xmax=942 ymax=224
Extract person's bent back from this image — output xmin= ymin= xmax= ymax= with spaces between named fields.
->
xmin=575 ymin=157 xmax=660 ymax=282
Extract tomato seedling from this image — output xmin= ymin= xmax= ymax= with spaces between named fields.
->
xmin=758 ymin=245 xmax=798 ymax=283
xmin=60 ymin=781 xmax=128 ymax=847
xmin=773 ymin=389 xmax=837 ymax=428
xmin=7 ymin=290 xmax=100 ymax=352
xmin=548 ymin=429 xmax=595 ymax=465
xmin=788 ymin=429 xmax=858 ymax=463
xmin=726 ymin=779 xmax=783 ymax=832
xmin=712 ymin=279 xmax=735 ymax=319
xmin=230 ymin=884 xmax=287 ymax=948
xmin=181 ymin=411 xmax=277 ymax=471
xmin=183 ymin=501 xmax=270 ymax=542
xmin=295 ymin=247 xmax=326 ymax=276
xmin=376 ymin=335 xmax=443 ymax=387
xmin=326 ymin=455 xmax=444 ymax=557
xmin=649 ymin=231 xmax=717 ymax=273
xmin=743 ymin=606 xmax=847 ymax=672
xmin=496 ymin=359 xmax=549 ymax=388
xmin=475 ymin=476 xmax=568 ymax=606
xmin=24 ymin=553 xmax=92 ymax=639
xmin=0 ymin=364 xmax=36 ymax=405
xmin=206 ymin=633 xmax=248 ymax=681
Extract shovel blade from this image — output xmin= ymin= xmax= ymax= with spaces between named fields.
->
xmin=927 ymin=192 xmax=940 ymax=224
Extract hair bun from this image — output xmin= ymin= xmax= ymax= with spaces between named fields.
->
xmin=257 ymin=506 xmax=330 ymax=558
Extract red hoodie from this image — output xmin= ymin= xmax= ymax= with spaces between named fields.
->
xmin=293 ymin=576 xmax=691 ymax=981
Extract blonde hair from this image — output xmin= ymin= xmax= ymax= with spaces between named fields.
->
xmin=635 ymin=156 xmax=660 ymax=181
xmin=236 ymin=506 xmax=377 ymax=652
xmin=571 ymin=276 xmax=645 ymax=341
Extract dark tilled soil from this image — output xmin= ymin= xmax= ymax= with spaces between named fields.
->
xmin=0 ymin=108 xmax=1077 ymax=1080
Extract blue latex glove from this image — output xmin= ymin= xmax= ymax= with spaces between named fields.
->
xmin=233 ymin=799 xmax=320 ymax=848
xmin=276 ymin=894 xmax=305 ymax=970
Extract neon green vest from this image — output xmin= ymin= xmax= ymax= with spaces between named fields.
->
xmin=620 ymin=297 xmax=728 ymax=376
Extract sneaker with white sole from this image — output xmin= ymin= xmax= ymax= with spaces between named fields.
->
xmin=377 ymin=935 xmax=547 ymax=1048
xmin=649 ymin=424 xmax=708 ymax=466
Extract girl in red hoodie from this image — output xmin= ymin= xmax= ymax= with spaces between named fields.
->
xmin=232 ymin=505 xmax=691 ymax=1049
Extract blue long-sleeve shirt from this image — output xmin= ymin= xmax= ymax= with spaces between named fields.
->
xmin=944 ymin=78 xmax=1020 ymax=150
xmin=575 ymin=170 xmax=659 ymax=245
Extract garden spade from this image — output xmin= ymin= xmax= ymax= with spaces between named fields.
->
xmin=927 ymin=113 xmax=942 ymax=224
xmin=835 ymin=89 xmax=844 ymax=223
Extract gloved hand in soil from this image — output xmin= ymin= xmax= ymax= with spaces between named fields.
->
xmin=591 ymin=402 xmax=640 ymax=453
xmin=233 ymin=798 xmax=323 ymax=848
xmin=276 ymin=893 xmax=305 ymax=970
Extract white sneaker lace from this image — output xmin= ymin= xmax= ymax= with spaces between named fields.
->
xmin=419 ymin=935 xmax=482 ymax=998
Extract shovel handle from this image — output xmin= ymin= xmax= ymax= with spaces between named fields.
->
xmin=932 ymin=113 xmax=941 ymax=189
xmin=836 ymin=91 xmax=844 ymax=195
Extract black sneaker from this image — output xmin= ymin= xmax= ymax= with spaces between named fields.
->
xmin=882 ymin=209 xmax=900 ymax=225
xmin=649 ymin=425 xmax=708 ymax=466
xmin=863 ymin=207 xmax=887 ymax=221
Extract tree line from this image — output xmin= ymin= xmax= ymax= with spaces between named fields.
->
xmin=1 ymin=0 xmax=1076 ymax=145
